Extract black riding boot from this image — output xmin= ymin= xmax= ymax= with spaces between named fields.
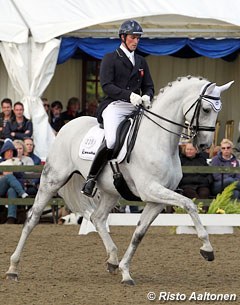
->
xmin=81 ymin=143 xmax=112 ymax=197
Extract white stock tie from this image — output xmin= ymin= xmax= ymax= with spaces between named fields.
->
xmin=129 ymin=53 xmax=135 ymax=66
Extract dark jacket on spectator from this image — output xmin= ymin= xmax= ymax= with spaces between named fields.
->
xmin=3 ymin=116 xmax=33 ymax=140
xmin=0 ymin=111 xmax=14 ymax=139
xmin=50 ymin=114 xmax=65 ymax=132
xmin=0 ymin=139 xmax=23 ymax=179
xmin=0 ymin=139 xmax=17 ymax=159
xmin=28 ymin=152 xmax=41 ymax=165
xmin=179 ymin=154 xmax=213 ymax=189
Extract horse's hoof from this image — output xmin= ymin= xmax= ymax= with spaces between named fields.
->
xmin=5 ymin=272 xmax=18 ymax=281
xmin=107 ymin=262 xmax=119 ymax=275
xmin=200 ymin=249 xmax=215 ymax=261
xmin=121 ymin=279 xmax=135 ymax=286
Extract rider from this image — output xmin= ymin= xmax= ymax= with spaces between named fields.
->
xmin=81 ymin=19 xmax=154 ymax=197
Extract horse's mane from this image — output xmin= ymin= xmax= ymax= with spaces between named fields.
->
xmin=153 ymin=75 xmax=208 ymax=102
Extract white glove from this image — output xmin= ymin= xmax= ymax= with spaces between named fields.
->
xmin=142 ymin=95 xmax=151 ymax=109
xmin=130 ymin=92 xmax=142 ymax=106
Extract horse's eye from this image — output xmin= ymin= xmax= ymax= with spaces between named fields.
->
xmin=202 ymin=108 xmax=210 ymax=114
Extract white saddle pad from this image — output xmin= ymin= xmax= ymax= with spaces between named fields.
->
xmin=79 ymin=125 xmax=104 ymax=161
xmin=79 ymin=121 xmax=133 ymax=163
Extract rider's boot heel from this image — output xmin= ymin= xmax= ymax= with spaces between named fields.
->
xmin=81 ymin=177 xmax=97 ymax=197
xmin=81 ymin=143 xmax=113 ymax=198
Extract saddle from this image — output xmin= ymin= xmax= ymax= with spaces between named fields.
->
xmin=109 ymin=110 xmax=143 ymax=202
xmin=79 ymin=109 xmax=143 ymax=201
xmin=112 ymin=118 xmax=131 ymax=159
xmin=98 ymin=108 xmax=142 ymax=162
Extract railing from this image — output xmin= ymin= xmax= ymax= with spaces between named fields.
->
xmin=0 ymin=164 xmax=239 ymax=208
xmin=0 ymin=165 xmax=65 ymax=207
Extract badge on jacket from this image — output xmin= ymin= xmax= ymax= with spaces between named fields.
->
xmin=139 ymin=69 xmax=144 ymax=77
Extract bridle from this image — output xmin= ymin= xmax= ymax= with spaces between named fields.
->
xmin=140 ymin=82 xmax=220 ymax=140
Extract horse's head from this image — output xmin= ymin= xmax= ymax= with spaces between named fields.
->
xmin=184 ymin=80 xmax=234 ymax=151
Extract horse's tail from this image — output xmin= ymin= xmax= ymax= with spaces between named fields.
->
xmin=58 ymin=173 xmax=99 ymax=220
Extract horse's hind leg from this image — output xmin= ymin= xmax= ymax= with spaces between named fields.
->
xmin=5 ymin=165 xmax=69 ymax=281
xmin=90 ymin=192 xmax=119 ymax=274
xmin=119 ymin=202 xmax=165 ymax=285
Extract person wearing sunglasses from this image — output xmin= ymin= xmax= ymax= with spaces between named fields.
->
xmin=211 ymin=138 xmax=240 ymax=198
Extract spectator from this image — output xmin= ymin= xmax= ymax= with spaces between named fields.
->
xmin=211 ymin=145 xmax=221 ymax=158
xmin=87 ymin=100 xmax=98 ymax=117
xmin=42 ymin=97 xmax=50 ymax=115
xmin=14 ymin=140 xmax=34 ymax=166
xmin=199 ymin=147 xmax=210 ymax=159
xmin=178 ymin=143 xmax=212 ymax=199
xmin=61 ymin=97 xmax=84 ymax=123
xmin=23 ymin=137 xmax=41 ymax=196
xmin=50 ymin=100 xmax=65 ymax=133
xmin=0 ymin=98 xmax=14 ymax=143
xmin=0 ymin=139 xmax=28 ymax=224
xmin=211 ymin=138 xmax=240 ymax=199
xmin=23 ymin=137 xmax=41 ymax=165
xmin=3 ymin=102 xmax=33 ymax=141
xmin=14 ymin=140 xmax=37 ymax=221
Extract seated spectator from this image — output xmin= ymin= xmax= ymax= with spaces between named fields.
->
xmin=0 ymin=139 xmax=28 ymax=224
xmin=50 ymin=100 xmax=65 ymax=134
xmin=14 ymin=140 xmax=34 ymax=166
xmin=199 ymin=146 xmax=210 ymax=159
xmin=23 ymin=138 xmax=41 ymax=196
xmin=0 ymin=98 xmax=14 ymax=145
xmin=14 ymin=140 xmax=36 ymax=221
xmin=3 ymin=102 xmax=33 ymax=141
xmin=61 ymin=97 xmax=84 ymax=123
xmin=178 ymin=143 xmax=213 ymax=199
xmin=211 ymin=145 xmax=221 ymax=157
xmin=211 ymin=138 xmax=240 ymax=199
xmin=23 ymin=137 xmax=41 ymax=165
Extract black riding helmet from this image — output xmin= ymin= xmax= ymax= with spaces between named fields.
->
xmin=119 ymin=20 xmax=143 ymax=52
xmin=119 ymin=20 xmax=143 ymax=37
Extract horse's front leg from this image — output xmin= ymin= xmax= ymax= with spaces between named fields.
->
xmin=144 ymin=183 xmax=214 ymax=259
xmin=119 ymin=202 xmax=165 ymax=285
xmin=90 ymin=192 xmax=119 ymax=274
xmin=179 ymin=197 xmax=214 ymax=260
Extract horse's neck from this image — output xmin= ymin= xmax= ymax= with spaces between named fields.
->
xmin=141 ymin=94 xmax=184 ymax=152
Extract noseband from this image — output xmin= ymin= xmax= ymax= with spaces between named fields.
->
xmin=141 ymin=82 xmax=219 ymax=140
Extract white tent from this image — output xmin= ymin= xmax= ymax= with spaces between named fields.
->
xmin=9 ymin=0 xmax=240 ymax=41
xmin=1 ymin=0 xmax=240 ymax=159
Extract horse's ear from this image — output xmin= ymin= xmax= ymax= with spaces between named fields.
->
xmin=218 ymin=80 xmax=234 ymax=93
xmin=205 ymin=83 xmax=216 ymax=95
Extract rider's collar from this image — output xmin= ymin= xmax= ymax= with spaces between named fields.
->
xmin=120 ymin=44 xmax=135 ymax=58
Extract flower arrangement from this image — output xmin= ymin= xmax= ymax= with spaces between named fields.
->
xmin=174 ymin=182 xmax=240 ymax=214
xmin=207 ymin=182 xmax=240 ymax=214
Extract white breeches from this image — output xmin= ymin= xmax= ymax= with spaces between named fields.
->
xmin=102 ymin=101 xmax=136 ymax=149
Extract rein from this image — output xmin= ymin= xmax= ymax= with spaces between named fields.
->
xmin=140 ymin=82 xmax=218 ymax=140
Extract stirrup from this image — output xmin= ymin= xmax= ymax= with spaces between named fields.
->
xmin=81 ymin=178 xmax=97 ymax=198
